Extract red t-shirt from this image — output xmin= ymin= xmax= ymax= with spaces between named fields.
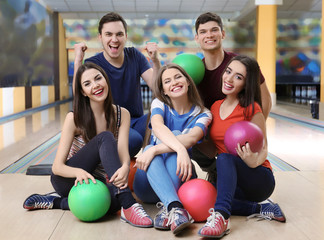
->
xmin=197 ymin=51 xmax=265 ymax=109
xmin=210 ymin=99 xmax=271 ymax=169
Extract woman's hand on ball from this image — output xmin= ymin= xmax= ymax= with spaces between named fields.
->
xmin=236 ymin=142 xmax=259 ymax=167
xmin=74 ymin=168 xmax=96 ymax=186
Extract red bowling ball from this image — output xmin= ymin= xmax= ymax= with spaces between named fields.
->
xmin=178 ymin=179 xmax=217 ymax=222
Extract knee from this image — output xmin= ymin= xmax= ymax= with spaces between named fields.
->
xmin=97 ymin=131 xmax=115 ymax=142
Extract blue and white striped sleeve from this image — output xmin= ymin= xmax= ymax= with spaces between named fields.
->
xmin=150 ymin=98 xmax=165 ymax=117
xmin=195 ymin=108 xmax=212 ymax=136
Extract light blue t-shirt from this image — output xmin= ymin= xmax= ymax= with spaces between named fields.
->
xmin=149 ymin=98 xmax=212 ymax=154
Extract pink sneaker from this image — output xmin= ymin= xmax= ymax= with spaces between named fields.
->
xmin=198 ymin=209 xmax=230 ymax=238
xmin=120 ymin=203 xmax=153 ymax=228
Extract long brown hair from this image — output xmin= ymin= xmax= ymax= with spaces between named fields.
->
xmin=154 ymin=63 xmax=205 ymax=111
xmin=73 ymin=62 xmax=116 ymax=142
xmin=223 ymin=55 xmax=262 ymax=119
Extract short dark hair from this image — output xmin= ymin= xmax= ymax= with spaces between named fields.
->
xmin=195 ymin=12 xmax=223 ymax=33
xmin=98 ymin=12 xmax=127 ymax=34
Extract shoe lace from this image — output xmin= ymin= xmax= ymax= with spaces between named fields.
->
xmin=132 ymin=203 xmax=149 ymax=218
xmin=34 ymin=200 xmax=53 ymax=209
xmin=167 ymin=208 xmax=181 ymax=226
xmin=204 ymin=209 xmax=223 ymax=227
xmin=156 ymin=202 xmax=168 ymax=219
xmin=246 ymin=199 xmax=277 ymax=221
xmin=247 ymin=212 xmax=272 ymax=221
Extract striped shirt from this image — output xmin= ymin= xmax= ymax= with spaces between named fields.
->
xmin=149 ymin=98 xmax=212 ymax=155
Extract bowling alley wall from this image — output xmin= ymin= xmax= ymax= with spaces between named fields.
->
xmin=0 ymin=0 xmax=321 ymax=119
xmin=64 ymin=17 xmax=321 ymax=105
xmin=0 ymin=0 xmax=70 ymax=119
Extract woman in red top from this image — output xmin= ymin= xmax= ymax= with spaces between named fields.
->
xmin=198 ymin=55 xmax=286 ymax=239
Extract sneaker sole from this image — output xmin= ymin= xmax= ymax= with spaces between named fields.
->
xmin=23 ymin=205 xmax=37 ymax=210
xmin=274 ymin=216 xmax=286 ymax=223
xmin=172 ymin=220 xmax=193 ymax=235
xmin=154 ymin=225 xmax=171 ymax=230
xmin=153 ymin=223 xmax=170 ymax=230
xmin=198 ymin=229 xmax=230 ymax=238
xmin=275 ymin=207 xmax=287 ymax=223
xmin=120 ymin=217 xmax=153 ymax=228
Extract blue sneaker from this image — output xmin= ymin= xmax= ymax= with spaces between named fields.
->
xmin=23 ymin=192 xmax=60 ymax=210
xmin=168 ymin=207 xmax=193 ymax=235
xmin=247 ymin=199 xmax=286 ymax=222
xmin=154 ymin=202 xmax=170 ymax=230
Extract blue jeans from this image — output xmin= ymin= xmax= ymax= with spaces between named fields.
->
xmin=129 ymin=114 xmax=148 ymax=157
xmin=143 ymin=145 xmax=197 ymax=208
xmin=215 ymin=153 xmax=275 ymax=217
xmin=145 ymin=145 xmax=181 ymax=208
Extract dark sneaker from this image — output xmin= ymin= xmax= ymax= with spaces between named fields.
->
xmin=23 ymin=192 xmax=60 ymax=210
xmin=154 ymin=202 xmax=170 ymax=230
xmin=198 ymin=209 xmax=230 ymax=238
xmin=168 ymin=207 xmax=193 ymax=235
xmin=247 ymin=199 xmax=286 ymax=222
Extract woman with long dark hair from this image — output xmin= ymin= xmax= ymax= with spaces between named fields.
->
xmin=23 ymin=62 xmax=153 ymax=228
xmin=198 ymin=55 xmax=286 ymax=238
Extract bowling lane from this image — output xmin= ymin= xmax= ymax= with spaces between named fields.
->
xmin=0 ymin=101 xmax=72 ymax=170
xmin=266 ymin=114 xmax=324 ymax=171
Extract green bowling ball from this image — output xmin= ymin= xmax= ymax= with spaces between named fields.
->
xmin=68 ymin=179 xmax=111 ymax=222
xmin=172 ymin=53 xmax=205 ymax=85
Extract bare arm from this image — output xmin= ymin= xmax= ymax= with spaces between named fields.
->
xmin=135 ymin=126 xmax=204 ymax=177
xmin=151 ymin=127 xmax=204 ymax=155
xmin=260 ymin=81 xmax=272 ymax=119
xmin=72 ymin=42 xmax=88 ymax=95
xmin=151 ymin=114 xmax=188 ymax=154
xmin=51 ymin=112 xmax=96 ymax=185
xmin=137 ymin=114 xmax=197 ymax=181
xmin=109 ymin=107 xmax=131 ymax=189
xmin=141 ymin=42 xmax=161 ymax=90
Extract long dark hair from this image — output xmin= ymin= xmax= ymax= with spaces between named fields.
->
xmin=73 ymin=62 xmax=116 ymax=142
xmin=154 ymin=63 xmax=205 ymax=111
xmin=224 ymin=55 xmax=262 ymax=119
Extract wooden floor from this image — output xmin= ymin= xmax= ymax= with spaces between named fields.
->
xmin=1 ymin=171 xmax=324 ymax=240
xmin=1 ymin=101 xmax=324 ymax=240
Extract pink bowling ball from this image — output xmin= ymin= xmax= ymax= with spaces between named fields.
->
xmin=224 ymin=121 xmax=264 ymax=156
xmin=178 ymin=179 xmax=217 ymax=222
